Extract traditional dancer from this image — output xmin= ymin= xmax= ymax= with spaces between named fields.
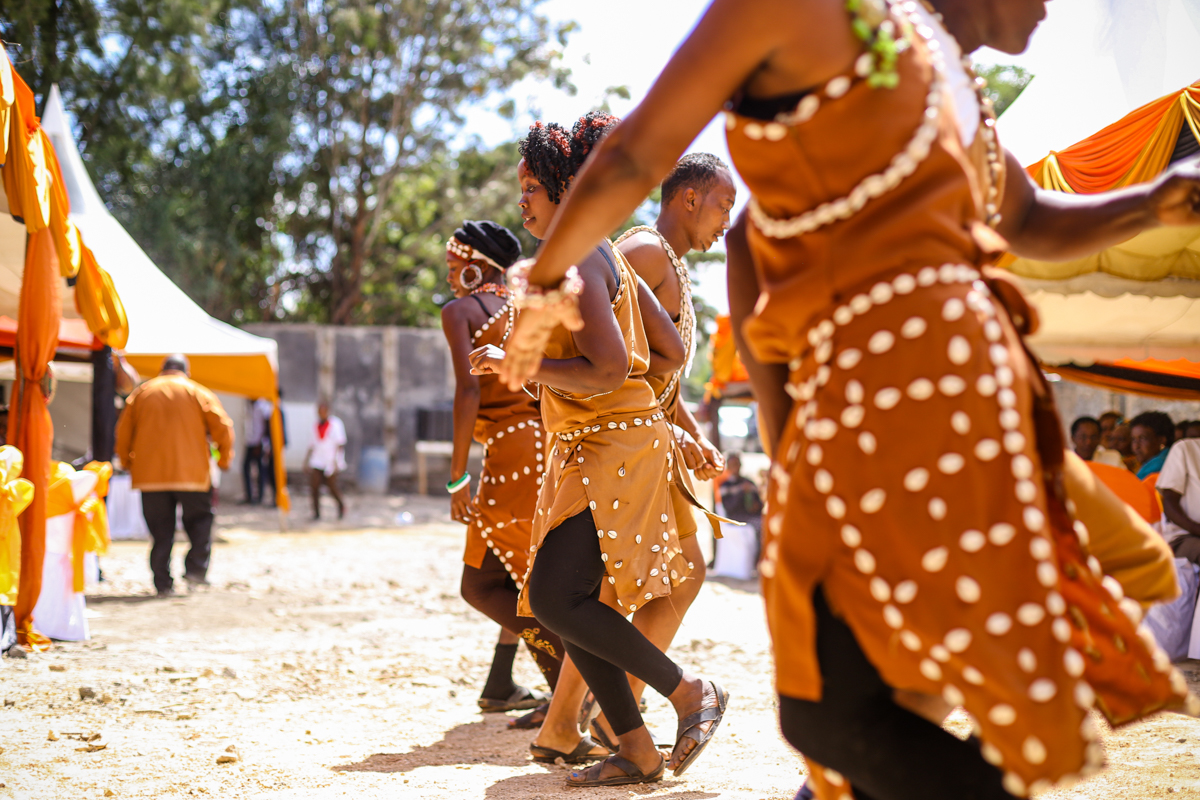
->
xmin=441 ymin=220 xmax=562 ymax=714
xmin=561 ymin=152 xmax=738 ymax=744
xmin=489 ymin=0 xmax=1200 ymax=797
xmin=470 ymin=112 xmax=731 ymax=787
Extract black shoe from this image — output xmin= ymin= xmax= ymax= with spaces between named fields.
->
xmin=156 ymin=588 xmax=176 ymax=598
xmin=184 ymin=573 xmax=210 ymax=587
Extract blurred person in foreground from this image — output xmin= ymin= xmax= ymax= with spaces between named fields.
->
xmin=488 ymin=0 xmax=1200 ymax=794
xmin=305 ymin=401 xmax=346 ymax=521
xmin=116 ymin=354 xmax=234 ymax=596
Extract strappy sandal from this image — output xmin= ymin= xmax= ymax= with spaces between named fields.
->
xmin=478 ymin=685 xmax=550 ymax=713
xmin=529 ymin=734 xmax=609 ymax=764
xmin=507 ymin=702 xmax=549 ymax=730
xmin=670 ymin=681 xmax=730 ymax=776
xmin=590 ymin=718 xmax=668 ymax=751
xmin=566 ymin=754 xmax=665 ymax=788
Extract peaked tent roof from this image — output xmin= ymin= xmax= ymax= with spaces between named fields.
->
xmin=38 ymin=87 xmax=281 ymax=396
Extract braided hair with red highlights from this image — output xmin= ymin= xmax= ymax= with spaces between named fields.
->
xmin=519 ymin=111 xmax=620 ymax=204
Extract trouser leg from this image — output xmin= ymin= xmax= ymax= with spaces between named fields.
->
xmin=1172 ymin=534 xmax=1200 ymax=564
xmin=310 ymin=469 xmax=323 ymax=518
xmin=461 ymin=550 xmax=564 ymax=689
xmin=777 ymin=588 xmax=1008 ymax=800
xmin=326 ymin=472 xmax=345 ymax=516
xmin=141 ymin=491 xmax=178 ymax=592
xmin=179 ymin=490 xmax=215 ymax=580
xmin=242 ymin=447 xmax=255 ymax=502
xmin=527 ymin=510 xmax=683 ymax=736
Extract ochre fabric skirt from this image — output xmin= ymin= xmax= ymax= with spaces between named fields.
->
xmin=518 ymin=408 xmax=716 ymax=617
xmin=463 ymin=414 xmax=545 ymax=585
xmin=760 ymin=263 xmax=1189 ymax=795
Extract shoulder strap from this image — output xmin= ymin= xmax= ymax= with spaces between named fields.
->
xmin=595 ymin=243 xmax=620 ymax=285
xmin=470 ymin=294 xmax=489 ymax=315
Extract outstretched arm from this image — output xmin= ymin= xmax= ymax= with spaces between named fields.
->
xmin=999 ymin=152 xmax=1200 ymax=261
xmin=524 ymin=0 xmax=840 ymax=289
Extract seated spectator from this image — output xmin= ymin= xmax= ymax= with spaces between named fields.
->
xmin=718 ymin=453 xmax=764 ymax=565
xmin=1159 ymin=438 xmax=1200 ymax=563
xmin=1070 ymin=416 xmax=1102 ymax=461
xmin=1184 ymin=420 xmax=1200 ymax=440
xmin=1131 ymin=411 xmax=1176 ymax=480
xmin=1099 ymin=410 xmax=1123 ymax=448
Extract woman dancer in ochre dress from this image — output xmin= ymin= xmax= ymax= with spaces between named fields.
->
xmin=440 ymin=221 xmax=562 ymax=714
xmin=490 ymin=0 xmax=1200 ymax=797
xmin=471 ymin=112 xmax=731 ymax=788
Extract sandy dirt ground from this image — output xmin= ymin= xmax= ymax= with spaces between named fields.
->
xmin=2 ymin=495 xmax=1200 ymax=800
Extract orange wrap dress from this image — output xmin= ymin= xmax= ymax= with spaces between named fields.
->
xmin=462 ymin=298 xmax=545 ymax=587
xmin=518 ymin=246 xmax=717 ymax=617
xmin=726 ymin=3 xmax=1190 ymax=796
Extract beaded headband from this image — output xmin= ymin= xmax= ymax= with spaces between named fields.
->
xmin=446 ymin=237 xmax=503 ymax=270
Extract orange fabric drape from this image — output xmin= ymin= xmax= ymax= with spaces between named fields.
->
xmin=2 ymin=75 xmax=50 ymax=232
xmin=1047 ymin=363 xmax=1200 ymax=402
xmin=707 ymin=314 xmax=750 ymax=396
xmin=1086 ymin=461 xmax=1160 ymax=523
xmin=9 ymin=229 xmax=62 ymax=648
xmin=74 ymin=245 xmax=129 ymax=349
xmin=44 ymin=129 xmax=80 ymax=279
xmin=1026 ymin=82 xmax=1200 ymax=194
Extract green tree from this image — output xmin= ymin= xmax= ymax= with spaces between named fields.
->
xmin=0 ymin=0 xmax=100 ymax=109
xmin=274 ymin=0 xmax=573 ymax=324
xmin=974 ymin=63 xmax=1033 ymax=117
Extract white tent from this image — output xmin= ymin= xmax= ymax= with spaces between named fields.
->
xmin=37 ymin=87 xmax=281 ymax=380
xmin=992 ymin=0 xmax=1200 ymax=166
xmin=984 ymin=0 xmax=1200 ymax=375
xmin=0 ymin=86 xmax=290 ymax=511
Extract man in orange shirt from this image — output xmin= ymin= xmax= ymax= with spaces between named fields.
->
xmin=116 ymin=355 xmax=235 ymax=596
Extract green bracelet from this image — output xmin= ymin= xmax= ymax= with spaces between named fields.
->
xmin=447 ymin=473 xmax=471 ymax=494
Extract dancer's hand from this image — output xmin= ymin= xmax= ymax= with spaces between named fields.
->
xmin=1149 ymin=159 xmax=1200 ymax=226
xmin=498 ymin=260 xmax=585 ymax=391
xmin=673 ymin=426 xmax=707 ymax=472
xmin=468 ymin=344 xmax=506 ymax=376
xmin=693 ymin=435 xmax=726 ymax=482
xmin=450 ymin=487 xmax=476 ymax=525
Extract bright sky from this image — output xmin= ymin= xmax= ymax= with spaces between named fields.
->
xmin=463 ymin=0 xmax=1199 ymax=313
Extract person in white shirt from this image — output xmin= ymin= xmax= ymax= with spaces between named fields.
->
xmin=305 ymin=401 xmax=346 ymax=520
xmin=1159 ymin=438 xmax=1200 ymax=563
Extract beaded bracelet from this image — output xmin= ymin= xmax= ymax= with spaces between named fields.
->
xmin=447 ymin=473 xmax=471 ymax=494
xmin=506 ymin=260 xmax=585 ymax=311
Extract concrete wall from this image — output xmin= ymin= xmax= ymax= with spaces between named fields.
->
xmin=245 ymin=324 xmax=457 ymax=491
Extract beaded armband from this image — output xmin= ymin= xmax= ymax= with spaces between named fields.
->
xmin=506 ymin=260 xmax=585 ymax=312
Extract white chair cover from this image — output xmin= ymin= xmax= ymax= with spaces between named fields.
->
xmin=31 ymin=471 xmax=99 ymax=642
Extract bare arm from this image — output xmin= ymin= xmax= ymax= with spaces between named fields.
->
xmin=637 ymin=276 xmax=686 ymax=378
xmin=726 ymin=212 xmax=791 ymax=459
xmin=440 ymin=301 xmax=484 ymax=483
xmin=1000 ymin=153 xmax=1200 ymax=261
xmin=525 ymin=0 xmax=850 ymax=289
xmin=1162 ymin=489 xmax=1200 ymax=538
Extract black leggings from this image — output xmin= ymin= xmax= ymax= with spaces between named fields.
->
xmin=527 ymin=510 xmax=684 ymax=736
xmin=779 ymin=589 xmax=1010 ymax=800
xmin=461 ymin=550 xmax=563 ymax=689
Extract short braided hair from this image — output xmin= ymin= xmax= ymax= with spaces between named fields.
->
xmin=568 ymin=110 xmax=620 ymax=178
xmin=661 ymin=152 xmax=731 ymax=206
xmin=518 ymin=121 xmax=575 ymax=204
